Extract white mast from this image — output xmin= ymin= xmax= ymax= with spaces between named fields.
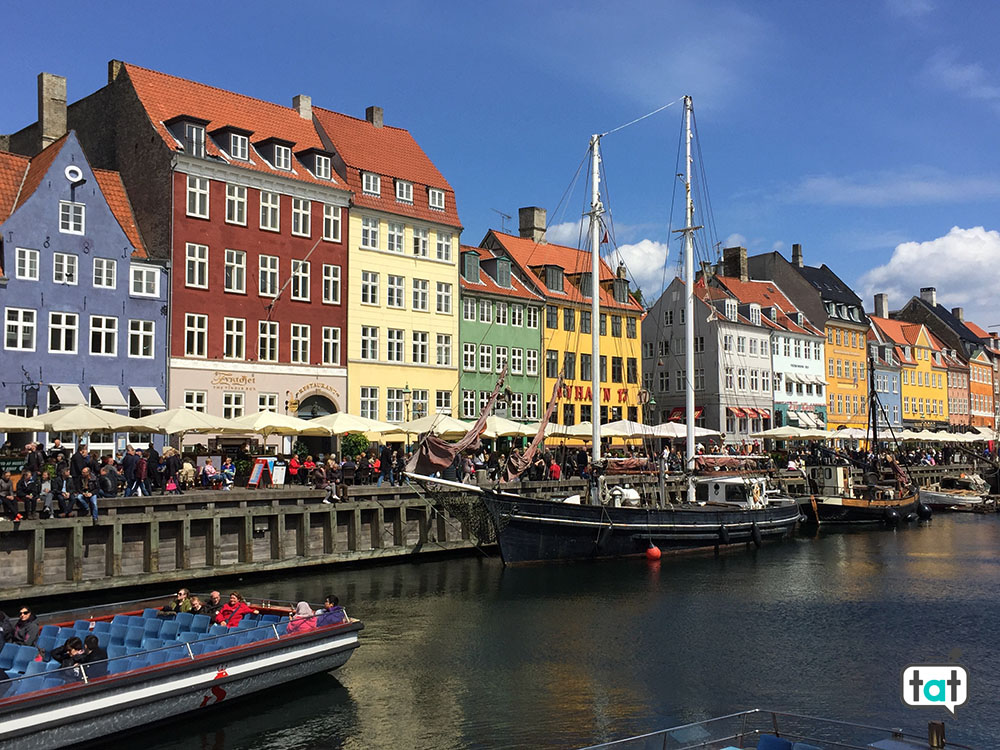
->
xmin=589 ymin=134 xmax=603 ymax=463
xmin=683 ymin=95 xmax=696 ymax=504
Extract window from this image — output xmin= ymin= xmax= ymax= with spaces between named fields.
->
xmin=526 ymin=349 xmax=538 ymax=376
xmin=436 ymin=334 xmax=452 ymax=366
xmin=258 ymin=393 xmax=278 ymax=413
xmin=545 ymin=349 xmax=558 ymax=378
xmin=611 ymin=357 xmax=623 ymax=383
xmin=546 ymin=306 xmax=559 ymax=329
xmin=184 ymin=390 xmax=206 ymax=413
xmin=128 ymin=319 xmax=155 ymax=358
xmin=724 ymin=334 xmax=733 ymax=352
xmin=480 ymin=344 xmax=493 ymax=372
xmin=260 ymin=191 xmax=280 ymax=231
xmin=59 ymin=201 xmax=85 ymax=234
xmin=290 ymin=324 xmax=310 ymax=364
xmin=600 ymin=314 xmax=607 ymax=336
xmin=93 ymin=258 xmax=116 ymax=289
xmin=360 ymin=387 xmax=379 ymax=420
xmin=564 ymin=308 xmax=576 ymax=331
xmin=226 ymin=184 xmax=247 ymax=225
xmin=436 ymin=231 xmax=452 ymax=261
xmin=412 ymin=331 xmax=429 ymax=364
xmin=526 ymin=394 xmax=539 ymax=420
xmin=386 ymin=389 xmax=404 ymax=423
xmin=230 ymin=133 xmax=249 ymax=161
xmin=314 ymin=154 xmax=332 ymax=180
xmin=361 ymin=217 xmax=380 ymax=249
xmin=322 ymin=264 xmax=341 ymax=304
xmin=385 ymin=275 xmax=404 ymax=308
xmin=361 ymin=326 xmax=378 ymax=360
xmin=186 ymin=176 xmax=209 ymax=218
xmin=463 ymin=297 xmax=477 ymax=321
xmin=564 ymin=351 xmax=576 ymax=379
xmin=224 ymin=249 xmax=246 ymax=293
xmin=362 ymin=172 xmax=381 ymax=196
xmin=185 ymin=243 xmax=208 ymax=289
xmin=290 ymin=260 xmax=310 ymax=301
xmin=511 ymin=348 xmax=523 ymax=374
xmin=15 ymin=248 xmax=39 ymax=280
xmin=185 ymin=123 xmax=205 ymax=157
xmin=627 ymin=358 xmax=638 ymax=384
xmin=322 ymin=327 xmax=341 ymax=365
xmin=429 ymin=188 xmax=445 ymax=210
xmin=184 ymin=313 xmax=207 ymax=357
xmin=737 ymin=336 xmax=746 ymax=353
xmin=387 ymin=329 xmax=404 ymax=362
xmin=361 ymin=271 xmax=380 ymax=305
xmin=396 ymin=180 xmax=413 ymax=203
xmin=737 ymin=368 xmax=747 ymax=389
xmin=89 ymin=315 xmax=117 ymax=356
xmin=600 ymin=357 xmax=608 ymax=382
xmin=259 ymin=255 xmax=279 ymax=297
xmin=436 ymin=283 xmax=452 ymax=314
xmin=322 ymin=205 xmax=341 ymax=242
xmin=463 ymin=390 xmax=477 ymax=418
xmin=627 ymin=317 xmax=637 ymax=339
xmin=611 ymin=315 xmax=622 ymax=337
xmin=291 ymin=198 xmax=311 ymax=237
xmin=579 ymin=353 xmax=591 ymax=381
xmin=495 ymin=346 xmax=509 ymax=373
xmin=223 ymin=317 xmax=245 ymax=360
xmin=53 ymin=253 xmax=78 ymax=285
xmin=412 ymin=279 xmax=429 ymax=310
xmin=412 ymin=227 xmax=429 ymax=257
xmin=222 ymin=392 xmax=245 ymax=420
xmin=412 ymin=390 xmax=429 ymax=419
xmin=273 ymin=144 xmax=292 ymax=171
xmin=258 ymin=321 xmax=279 ymax=362
xmin=387 ymin=222 xmax=405 ymax=253
xmin=45 ymin=311 xmax=78 ymax=354
xmin=463 ymin=343 xmax=477 ymax=371
xmin=511 ymin=304 xmax=524 ymax=327
xmin=495 ymin=303 xmax=508 ymax=326
xmin=479 ymin=299 xmax=493 ymax=323
xmin=526 ymin=307 xmax=539 ymax=329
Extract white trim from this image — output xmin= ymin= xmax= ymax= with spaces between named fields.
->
xmin=173 ymin=155 xmax=350 ymax=206
xmin=167 ymin=357 xmax=346 ymax=377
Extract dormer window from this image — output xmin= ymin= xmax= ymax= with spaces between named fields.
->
xmin=545 ymin=266 xmax=563 ymax=292
xmin=496 ymin=259 xmax=511 ymax=288
xmin=725 ymin=299 xmax=738 ymax=321
xmin=314 ymin=154 xmax=331 ymax=180
xmin=613 ymin=278 xmax=628 ymax=304
xmin=904 ymin=346 xmax=912 ymax=359
xmin=429 ymin=188 xmax=445 ymax=211
xmin=749 ymin=304 xmax=761 ymax=326
xmin=580 ymin=272 xmax=593 ymax=298
xmin=461 ymin=252 xmax=480 ymax=282
xmin=273 ymin=144 xmax=292 ymax=171
xmin=396 ymin=180 xmax=413 ymax=204
xmin=362 ymin=172 xmax=381 ymax=196
xmin=230 ymin=133 xmax=249 ymax=161
xmin=185 ymin=123 xmax=206 ymax=157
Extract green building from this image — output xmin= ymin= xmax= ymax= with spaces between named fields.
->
xmin=459 ymin=246 xmax=544 ymax=421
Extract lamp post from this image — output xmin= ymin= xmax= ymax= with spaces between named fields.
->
xmin=402 ymin=384 xmax=412 ymax=450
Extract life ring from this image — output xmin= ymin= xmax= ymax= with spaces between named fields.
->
xmin=751 ymin=483 xmax=763 ymax=506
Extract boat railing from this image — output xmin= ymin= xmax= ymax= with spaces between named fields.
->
xmin=577 ymin=708 xmax=974 ymax=750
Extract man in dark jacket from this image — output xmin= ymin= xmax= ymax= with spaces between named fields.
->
xmin=12 ymin=607 xmax=38 ymax=646
xmin=97 ymin=467 xmax=117 ymax=499
xmin=79 ymin=634 xmax=108 ymax=678
xmin=70 ymin=445 xmax=95 ymax=480
xmin=202 ymin=590 xmax=223 ymax=621
xmin=146 ymin=445 xmax=161 ymax=491
xmin=73 ymin=467 xmax=100 ymax=523
xmin=48 ymin=439 xmax=66 ymax=462
xmin=121 ymin=445 xmax=138 ymax=496
xmin=51 ymin=636 xmax=86 ymax=668
xmin=377 ymin=444 xmax=394 ymax=486
xmin=15 ymin=469 xmax=40 ymax=520
xmin=52 ymin=467 xmax=75 ymax=517
xmin=23 ymin=442 xmax=44 ymax=475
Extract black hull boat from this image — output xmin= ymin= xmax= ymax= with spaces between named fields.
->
xmin=798 ymin=492 xmax=922 ymax=525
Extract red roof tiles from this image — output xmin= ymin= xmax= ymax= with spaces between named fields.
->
xmin=0 ymin=151 xmax=29 ymax=222
xmin=13 ymin=133 xmax=68 ymax=211
xmin=459 ymin=246 xmax=543 ymax=302
xmin=712 ymin=275 xmax=824 ymax=336
xmin=94 ymin=169 xmax=147 ymax=258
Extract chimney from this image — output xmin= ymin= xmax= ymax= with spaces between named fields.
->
xmin=37 ymin=72 xmax=67 ymax=151
xmin=873 ymin=293 xmax=889 ymax=319
xmin=616 ymin=261 xmax=627 ymax=279
xmin=920 ymin=287 xmax=937 ymax=307
xmin=699 ymin=260 xmax=714 ymax=283
xmin=952 ymin=306 xmax=964 ymax=321
xmin=518 ymin=206 xmax=547 ymax=243
xmin=365 ymin=106 xmax=383 ymax=128
xmin=791 ymin=243 xmax=803 ymax=267
xmin=108 ymin=59 xmax=124 ymax=83
xmin=722 ymin=246 xmax=748 ymax=282
xmin=293 ymin=94 xmax=312 ymax=120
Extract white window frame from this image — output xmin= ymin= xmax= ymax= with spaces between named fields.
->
xmin=436 ymin=390 xmax=452 ymax=415
xmin=412 ymin=331 xmax=429 ymax=364
xmin=436 ymin=231 xmax=452 ymax=261
xmin=273 ymin=144 xmax=292 ymax=171
xmin=226 ymin=184 xmax=247 ymax=225
xmin=396 ymin=180 xmax=413 ymax=203
xmin=526 ymin=349 xmax=538 ymax=376
xmin=412 ymin=227 xmax=429 ymax=257
xmin=436 ymin=282 xmax=452 ymax=314
xmin=526 ymin=307 xmax=539 ymax=329
xmin=291 ymin=198 xmax=311 ymax=237
xmin=128 ymin=319 xmax=155 ymax=359
xmin=15 ymin=248 xmax=39 ymax=281
xmin=230 ymin=133 xmax=249 ymax=161
xmin=185 ymin=243 xmax=209 ymax=289
xmin=386 ymin=328 xmax=404 ymax=363
xmin=322 ymin=264 xmax=341 ymax=304
xmin=387 ymin=275 xmax=404 ymax=308
xmin=258 ymin=255 xmax=279 ymax=298
xmin=290 ymin=260 xmax=310 ymax=301
xmin=495 ymin=302 xmax=508 ymax=326
xmin=184 ymin=313 xmax=207 ymax=358
xmin=222 ymin=391 xmax=245 ymax=420
xmin=224 ymin=249 xmax=246 ymax=294
xmin=130 ymin=266 xmax=160 ymax=297
xmin=258 ymin=321 xmax=279 ymax=362
xmin=436 ymin=334 xmax=452 ymax=366
xmin=258 ymin=393 xmax=279 ymax=413
xmin=185 ymin=124 xmax=206 ymax=157
xmin=49 ymin=311 xmax=79 ymax=354
xmin=362 ymin=172 xmax=381 ymax=196
xmin=360 ymin=326 xmax=379 ymax=361
xmin=186 ymin=175 xmax=209 ymax=219
xmin=412 ymin=279 xmax=429 ymax=311
xmin=360 ymin=387 xmax=379 ymax=420
xmin=59 ymin=201 xmax=86 ymax=234
xmin=463 ymin=343 xmax=477 ymax=371
xmin=5 ymin=308 xmax=36 ymax=351
xmin=314 ymin=154 xmax=332 ymax=180
xmin=361 ymin=217 xmax=380 ymax=249
xmin=463 ymin=297 xmax=477 ymax=321
xmin=93 ymin=257 xmax=117 ymax=289
xmin=462 ymin=390 xmax=477 ymax=418
xmin=322 ymin=326 xmax=341 ymax=365
xmin=89 ymin=315 xmax=118 ymax=356
xmin=479 ymin=344 xmax=493 ymax=372
xmin=511 ymin=304 xmax=524 ymax=327
xmin=361 ymin=271 xmax=380 ymax=306
xmin=511 ymin=348 xmax=523 ymax=375
xmin=53 ymin=252 xmax=78 ymax=285
xmin=322 ymin=204 xmax=341 ymax=242
xmin=259 ymin=191 xmax=280 ymax=231
xmin=223 ymin=317 xmax=246 ymax=360
xmin=290 ymin=323 xmax=311 ymax=364
xmin=526 ymin=394 xmax=538 ymax=420
xmin=184 ymin=390 xmax=207 ymax=412
xmin=387 ymin=222 xmax=405 ymax=253
xmin=429 ymin=188 xmax=445 ymax=211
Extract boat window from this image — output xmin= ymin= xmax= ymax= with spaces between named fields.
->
xmin=727 ymin=485 xmax=749 ymax=502
xmin=695 ymin=483 xmax=709 ymax=502
xmin=824 ymin=468 xmax=832 ymax=480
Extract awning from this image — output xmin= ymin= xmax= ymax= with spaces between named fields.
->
xmin=50 ymin=384 xmax=86 ymax=406
xmin=668 ymin=406 xmax=704 ymax=422
xmin=745 ymin=408 xmax=760 ymax=419
xmin=785 ymin=372 xmax=801 ymax=384
xmin=728 ymin=406 xmax=747 ymax=418
xmin=799 ymin=412 xmax=818 ymax=428
xmin=130 ymin=386 xmax=166 ymax=409
xmin=91 ymin=385 xmax=128 ymax=409
xmin=757 ymin=408 xmax=771 ymax=419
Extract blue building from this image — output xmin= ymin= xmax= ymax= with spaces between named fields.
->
xmin=868 ymin=337 xmax=902 ymax=433
xmin=0 ymin=131 xmax=167 ymax=453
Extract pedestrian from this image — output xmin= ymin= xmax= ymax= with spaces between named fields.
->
xmin=163 ymin=447 xmax=183 ymax=495
xmin=122 ymin=444 xmax=138 ymax=496
xmin=377 ymin=443 xmax=394 ymax=487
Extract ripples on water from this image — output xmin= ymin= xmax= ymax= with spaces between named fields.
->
xmin=141 ymin=515 xmax=999 ymax=749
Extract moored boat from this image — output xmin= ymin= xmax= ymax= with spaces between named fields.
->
xmin=919 ymin=473 xmax=989 ymax=511
xmin=797 ymin=464 xmax=925 ymax=525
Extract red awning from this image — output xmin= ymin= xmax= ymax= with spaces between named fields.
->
xmin=668 ymin=406 xmax=704 ymax=422
xmin=746 ymin=408 xmax=761 ymax=419
xmin=757 ymin=409 xmax=771 ymax=419
xmin=728 ymin=406 xmax=746 ymax=418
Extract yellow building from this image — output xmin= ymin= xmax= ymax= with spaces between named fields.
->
xmin=869 ymin=317 xmax=949 ymax=427
xmin=314 ymin=106 xmax=461 ymax=422
xmin=824 ymin=319 xmax=870 ymax=429
xmin=482 ymin=208 xmax=644 ymax=427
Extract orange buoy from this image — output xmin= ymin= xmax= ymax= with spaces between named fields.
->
xmin=645 ymin=545 xmax=662 ymax=561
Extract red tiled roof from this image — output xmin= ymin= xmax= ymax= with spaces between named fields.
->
xmin=312 ymin=107 xmax=461 ymax=229
xmin=93 ymin=169 xmax=147 ymax=258
xmin=122 ymin=63 xmax=344 ymax=190
xmin=712 ymin=275 xmax=824 ymax=336
xmin=0 ymin=151 xmax=29 ymax=222
xmin=459 ymin=246 xmax=543 ymax=302
xmin=964 ymin=320 xmax=990 ymax=339
xmin=13 ymin=133 xmax=68 ymax=211
xmin=486 ymin=231 xmax=643 ymax=313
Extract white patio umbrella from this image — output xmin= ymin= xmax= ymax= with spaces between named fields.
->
xmin=31 ymin=404 xmax=146 ymax=433
xmin=601 ymin=419 xmax=656 ymax=438
xmin=548 ymin=421 xmax=595 ymax=439
xmin=0 ymin=412 xmax=40 ymax=433
xmin=751 ymin=425 xmax=827 ymax=440
xmin=650 ymin=422 xmax=720 ymax=439
xmin=228 ymin=411 xmax=332 ymax=437
xmin=311 ymin=412 xmax=403 ymax=436
xmin=826 ymin=427 xmax=868 ymax=440
xmin=136 ymin=408 xmax=241 ymax=435
xmin=480 ymin=415 xmax=527 ymax=439
xmin=518 ymin=421 xmax=559 ymax=438
xmin=399 ymin=413 xmax=472 ymax=439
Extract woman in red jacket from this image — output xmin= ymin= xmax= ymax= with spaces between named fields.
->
xmin=287 ymin=455 xmax=301 ymax=485
xmin=215 ymin=591 xmax=256 ymax=627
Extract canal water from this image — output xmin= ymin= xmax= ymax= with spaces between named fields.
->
xmin=141 ymin=515 xmax=999 ymax=749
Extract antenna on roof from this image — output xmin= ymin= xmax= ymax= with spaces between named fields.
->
xmin=491 ymin=208 xmax=512 ymax=233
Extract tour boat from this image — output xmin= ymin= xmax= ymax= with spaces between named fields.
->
xmin=0 ymin=596 xmax=362 ymax=749
xmin=919 ymin=473 xmax=989 ymax=511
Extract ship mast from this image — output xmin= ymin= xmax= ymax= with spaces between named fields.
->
xmin=589 ymin=134 xmax=603 ymax=464
xmin=682 ymin=95 xmax=697 ymax=503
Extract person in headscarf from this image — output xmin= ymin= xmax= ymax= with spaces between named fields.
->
xmin=286 ymin=601 xmax=317 ymax=634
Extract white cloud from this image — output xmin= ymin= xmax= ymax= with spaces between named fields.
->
xmin=614 ymin=240 xmax=673 ymax=302
xmin=885 ymin=0 xmax=934 ymax=19
xmin=783 ymin=167 xmax=1000 ymax=206
xmin=725 ymin=233 xmax=747 ymax=248
xmin=545 ymin=219 xmax=587 ymax=247
xmin=924 ymin=50 xmax=1000 ymax=115
xmin=858 ymin=226 xmax=1000 ymax=326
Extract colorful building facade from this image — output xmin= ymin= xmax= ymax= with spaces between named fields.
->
xmin=869 ymin=316 xmax=949 ymax=428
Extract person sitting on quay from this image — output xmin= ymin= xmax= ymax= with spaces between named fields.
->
xmin=287 ymin=455 xmax=302 ymax=485
xmin=200 ymin=458 xmax=222 ymax=489
xmin=79 ymin=634 xmax=108 ymax=678
xmin=202 ymin=591 xmax=223 ymax=621
xmin=286 ymin=601 xmax=318 ymax=634
xmin=70 ymin=444 xmax=96 ymax=480
xmin=0 ymin=470 xmax=16 ymax=521
xmin=177 ymin=452 xmax=195 ymax=491
xmin=72 ymin=467 xmax=100 ymax=524
xmin=98 ymin=466 xmax=118 ymax=499
xmin=12 ymin=606 xmax=39 ymax=646
xmin=317 ymin=595 xmax=347 ymax=627
xmin=51 ymin=467 xmax=75 ymax=518
xmin=161 ymin=588 xmax=193 ymax=615
xmin=215 ymin=592 xmax=257 ymax=627
xmin=302 ymin=455 xmax=317 ymax=486
xmin=38 ymin=470 xmax=55 ymax=519
xmin=15 ymin=468 xmax=41 ymax=520
xmin=309 ymin=461 xmax=327 ymax=490
xmin=220 ymin=457 xmax=236 ymax=490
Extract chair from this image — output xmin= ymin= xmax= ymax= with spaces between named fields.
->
xmin=142 ymin=608 xmax=160 ymax=619
xmin=190 ymin=641 xmax=210 ymax=656
xmin=274 ymin=622 xmax=288 ymax=636
xmin=44 ymin=660 xmax=63 ymax=672
xmin=159 ymin=621 xmax=180 ymax=640
xmin=107 ymin=644 xmax=126 ymax=659
xmin=143 ymin=638 xmax=165 ymax=651
xmin=124 ymin=628 xmax=144 ymax=649
xmin=165 ymin=646 xmax=189 ymax=661
xmin=95 ymin=632 xmax=110 ymax=649
xmin=178 ymin=632 xmax=199 ymax=643
xmin=13 ymin=675 xmax=46 ymax=695
xmin=57 ymin=627 xmax=76 ymax=643
xmin=39 ymin=624 xmax=59 ymax=639
xmin=175 ymin=612 xmax=194 ymax=632
xmin=109 ymin=658 xmax=134 ymax=675
xmin=756 ymin=737 xmax=792 ymax=750
xmin=209 ymin=624 xmax=228 ymax=636
xmin=217 ymin=635 xmax=237 ymax=650
xmin=126 ymin=646 xmax=143 ymax=656
xmin=127 ymin=616 xmax=145 ymax=629
xmin=146 ymin=650 xmax=170 ymax=665
xmin=36 ymin=635 xmax=56 ymax=655
xmin=111 ymin=614 xmax=130 ymax=628
xmin=24 ymin=660 xmax=47 ymax=676
xmin=190 ymin=614 xmax=211 ymax=634
xmin=142 ymin=619 xmax=163 ymax=638
xmin=260 ymin=614 xmax=280 ymax=624
xmin=92 ymin=621 xmax=111 ymax=634
xmin=109 ymin=625 xmax=128 ymax=645
xmin=340 ymin=464 xmax=356 ymax=486
xmin=12 ymin=645 xmax=36 ymax=674
xmin=235 ymin=619 xmax=254 ymax=630
xmin=0 ymin=642 xmax=18 ymax=671
xmin=73 ymin=620 xmax=92 ymax=632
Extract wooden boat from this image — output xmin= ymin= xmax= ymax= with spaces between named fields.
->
xmin=919 ymin=473 xmax=989 ymax=511
xmin=797 ymin=463 xmax=927 ymax=525
xmin=0 ymin=596 xmax=362 ymax=749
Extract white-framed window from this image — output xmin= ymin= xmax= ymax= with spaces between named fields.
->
xmin=131 ymin=266 xmax=159 ymax=297
xmin=223 ymin=317 xmax=245 ymax=360
xmin=273 ymin=144 xmax=292 ymax=171
xmin=387 ymin=275 xmax=404 ymax=308
xmin=5 ymin=308 xmax=36 ymax=351
xmin=495 ymin=346 xmax=508 ymax=373
xmin=290 ymin=260 xmax=310 ymax=301
xmin=436 ymin=282 xmax=452 ymax=314
xmin=15 ymin=248 xmax=39 ymax=280
xmin=128 ymin=319 xmax=155 ymax=358
xmin=259 ymin=255 xmax=279 ymax=297
xmin=495 ymin=303 xmax=508 ymax=326
xmin=224 ymin=249 xmax=246 ymax=293
xmin=185 ymin=243 xmax=208 ymax=288
xmin=386 ymin=389 xmax=404 ymax=423
xmin=396 ymin=180 xmax=413 ymax=203
xmin=362 ymin=172 xmax=381 ymax=196
xmin=429 ymin=188 xmax=445 ymax=211
xmin=436 ymin=334 xmax=452 ymax=366
xmin=526 ymin=393 xmax=538 ymax=420
xmin=230 ymin=133 xmax=249 ymax=161
xmin=258 ymin=393 xmax=279 ymax=413
xmin=53 ymin=252 xmax=78 ymax=285
xmin=93 ymin=258 xmax=116 ymax=289
xmin=412 ymin=227 xmax=428 ymax=257
xmin=387 ymin=328 xmax=404 ymax=362
xmin=436 ymin=390 xmax=452 ymax=415
xmin=509 ymin=392 xmax=523 ymax=420
xmin=412 ymin=279 xmax=429 ymax=311
xmin=258 ymin=321 xmax=279 ymax=362
xmin=387 ymin=222 xmax=405 ymax=253
xmin=460 ymin=389 xmax=475 ymax=418
xmin=226 ymin=184 xmax=247 ymax=225
xmin=184 ymin=313 xmax=207 ymax=357
xmin=184 ymin=390 xmax=207 ymax=413
xmin=436 ymin=231 xmax=452 ymax=261
xmin=290 ymin=323 xmax=310 ymax=364
xmin=526 ymin=349 xmax=538 ymax=376
xmin=185 ymin=123 xmax=206 ymax=157
xmin=322 ymin=204 xmax=341 ymax=242
xmin=47 ymin=311 xmax=78 ymax=354
xmin=89 ymin=315 xmax=117 ymax=356
xmin=222 ymin=391 xmax=245 ymax=420
xmin=260 ymin=191 xmax=280 ymax=231
xmin=314 ymin=154 xmax=332 ymax=180
xmin=463 ymin=343 xmax=477 ymax=371
xmin=361 ymin=326 xmax=378 ymax=360
xmin=463 ymin=297 xmax=477 ymax=321
xmin=479 ymin=299 xmax=492 ymax=323
xmin=412 ymin=389 xmax=428 ymax=419
xmin=511 ymin=304 xmax=524 ymax=327
xmin=186 ymin=176 xmax=209 ymax=218
xmin=479 ymin=344 xmax=493 ymax=372
xmin=361 ymin=217 xmax=380 ymax=249
xmin=412 ymin=331 xmax=429 ymax=364
xmin=360 ymin=386 xmax=379 ymax=420
xmin=292 ymin=198 xmax=311 ymax=237
xmin=361 ymin=271 xmax=380 ymax=305
xmin=526 ymin=307 xmax=539 ymax=328
xmin=322 ymin=327 xmax=341 ymax=365
xmin=59 ymin=201 xmax=86 ymax=234
xmin=322 ymin=264 xmax=341 ymax=304
xmin=511 ymin=348 xmax=523 ymax=374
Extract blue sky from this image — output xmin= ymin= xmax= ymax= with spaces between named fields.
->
xmin=5 ymin=0 xmax=999 ymax=326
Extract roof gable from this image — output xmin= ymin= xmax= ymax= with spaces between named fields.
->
xmin=0 ymin=151 xmax=30 ymax=221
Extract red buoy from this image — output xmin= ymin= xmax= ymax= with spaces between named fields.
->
xmin=645 ymin=545 xmax=662 ymax=561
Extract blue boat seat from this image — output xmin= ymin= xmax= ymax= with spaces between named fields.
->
xmin=12 ymin=645 xmax=37 ymax=674
xmin=43 ymin=675 xmax=65 ymax=690
xmin=107 ymin=644 xmax=126 ymax=659
xmin=95 ymin=632 xmax=110 ymax=649
xmin=143 ymin=638 xmax=165 ymax=651
xmin=217 ymin=635 xmax=237 ymax=650
xmin=0 ymin=643 xmax=18 ymax=671
xmin=23 ymin=660 xmax=47 ymax=676
xmin=13 ymin=675 xmax=47 ymax=695
xmin=111 ymin=614 xmax=130 ymax=628
xmin=260 ymin=615 xmax=280 ymax=624
xmin=124 ymin=628 xmax=144 ymax=649
xmin=159 ymin=622 xmax=179 ymax=640
xmin=39 ymin=625 xmax=59 ymax=638
xmin=165 ymin=645 xmax=189 ymax=661
xmin=109 ymin=658 xmax=134 ymax=675
xmin=92 ymin=621 xmax=111 ymax=634
xmin=274 ymin=623 xmax=288 ymax=636
xmin=175 ymin=612 xmax=194 ymax=632
xmin=73 ymin=620 xmax=92 ymax=632
xmin=142 ymin=608 xmax=160 ymax=619
xmin=109 ymin=625 xmax=128 ymax=645
xmin=209 ymin=624 xmax=228 ymax=636
xmin=36 ymin=635 xmax=56 ymax=655
xmin=178 ymin=632 xmax=199 ymax=643
xmin=142 ymin=618 xmax=163 ymax=638
xmin=146 ymin=649 xmax=170 ymax=665
xmin=234 ymin=619 xmax=254 ymax=630
xmin=757 ymin=737 xmax=792 ymax=750
xmin=57 ymin=627 xmax=76 ymax=642
xmin=45 ymin=661 xmax=62 ymax=672
xmin=190 ymin=614 xmax=211 ymax=634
